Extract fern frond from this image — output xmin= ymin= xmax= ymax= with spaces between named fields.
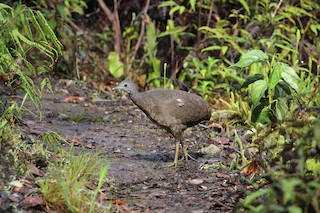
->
xmin=27 ymin=9 xmax=47 ymax=42
xmin=20 ymin=11 xmax=33 ymax=40
xmin=36 ymin=11 xmax=63 ymax=54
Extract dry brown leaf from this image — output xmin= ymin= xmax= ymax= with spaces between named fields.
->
xmin=71 ymin=137 xmax=82 ymax=147
xmin=22 ymin=195 xmax=43 ymax=208
xmin=240 ymin=158 xmax=259 ymax=177
xmin=12 ymin=186 xmax=30 ymax=194
xmin=60 ymin=96 xmax=86 ymax=103
xmin=215 ymin=137 xmax=230 ymax=145
xmin=112 ymin=199 xmax=126 ymax=205
xmin=216 ymin=172 xmax=230 ymax=179
xmin=27 ymin=164 xmax=44 ymax=177
xmin=85 ymin=143 xmax=95 ymax=149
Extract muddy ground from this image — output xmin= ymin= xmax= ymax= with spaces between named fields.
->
xmin=10 ymin=79 xmax=246 ymax=212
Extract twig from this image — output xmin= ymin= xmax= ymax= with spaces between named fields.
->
xmin=97 ymin=0 xmax=122 ymax=54
xmin=272 ymin=0 xmax=283 ymax=18
xmin=128 ymin=0 xmax=150 ymax=70
xmin=96 ymin=0 xmax=114 ymax=21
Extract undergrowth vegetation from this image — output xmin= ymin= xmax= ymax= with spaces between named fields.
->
xmin=0 ymin=0 xmax=319 ymax=212
xmin=0 ymin=3 xmax=109 ymax=212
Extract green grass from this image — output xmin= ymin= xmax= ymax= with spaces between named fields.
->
xmin=38 ymin=148 xmax=110 ymax=212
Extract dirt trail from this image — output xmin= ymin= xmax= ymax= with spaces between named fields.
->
xmin=21 ymin=81 xmax=243 ymax=212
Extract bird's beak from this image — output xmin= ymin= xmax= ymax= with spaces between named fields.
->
xmin=112 ymin=85 xmax=120 ymax=91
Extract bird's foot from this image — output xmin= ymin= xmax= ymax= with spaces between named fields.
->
xmin=182 ymin=147 xmax=197 ymax=162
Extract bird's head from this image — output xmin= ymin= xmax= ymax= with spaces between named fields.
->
xmin=112 ymin=80 xmax=138 ymax=95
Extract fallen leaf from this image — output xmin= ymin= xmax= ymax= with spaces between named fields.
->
xmin=9 ymin=180 xmax=23 ymax=187
xmin=71 ymin=137 xmax=82 ymax=147
xmin=189 ymin=179 xmax=204 ymax=185
xmin=59 ymin=96 xmax=86 ymax=103
xmin=12 ymin=186 xmax=30 ymax=194
xmin=240 ymin=158 xmax=259 ymax=178
xmin=22 ymin=196 xmax=43 ymax=208
xmin=216 ymin=172 xmax=230 ymax=179
xmin=85 ymin=143 xmax=95 ymax=149
xmin=200 ymin=185 xmax=208 ymax=190
xmin=112 ymin=199 xmax=126 ymax=205
xmin=113 ymin=148 xmax=121 ymax=153
xmin=8 ymin=193 xmax=22 ymax=202
xmin=228 ymin=153 xmax=236 ymax=159
xmin=27 ymin=164 xmax=44 ymax=177
xmin=215 ymin=137 xmax=230 ymax=145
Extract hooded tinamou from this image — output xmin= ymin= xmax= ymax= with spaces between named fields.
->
xmin=113 ymin=80 xmax=211 ymax=167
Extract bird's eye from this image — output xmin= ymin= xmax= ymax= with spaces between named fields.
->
xmin=124 ymin=84 xmax=128 ymax=87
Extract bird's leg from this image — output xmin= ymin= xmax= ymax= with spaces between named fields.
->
xmin=174 ymin=140 xmax=180 ymax=168
xmin=180 ymin=141 xmax=196 ymax=162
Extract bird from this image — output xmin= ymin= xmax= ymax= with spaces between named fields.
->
xmin=113 ymin=80 xmax=211 ymax=167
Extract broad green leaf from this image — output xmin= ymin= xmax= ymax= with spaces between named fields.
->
xmin=107 ymin=52 xmax=123 ymax=78
xmin=275 ymin=98 xmax=288 ymax=121
xmin=252 ymin=105 xmax=271 ymax=123
xmin=250 ymin=79 xmax=267 ymax=106
xmin=281 ymin=63 xmax=300 ymax=92
xmin=277 ymin=80 xmax=291 ymax=95
xmin=269 ymin=62 xmax=282 ymax=90
xmin=232 ymin=50 xmax=268 ymax=68
xmin=242 ymin=74 xmax=264 ymax=88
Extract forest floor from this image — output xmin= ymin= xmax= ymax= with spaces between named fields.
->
xmin=4 ymin=79 xmax=247 ymax=212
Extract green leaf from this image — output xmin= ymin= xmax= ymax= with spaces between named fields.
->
xmin=251 ymin=105 xmax=271 ymax=123
xmin=242 ymin=74 xmax=264 ymax=88
xmin=232 ymin=50 xmax=268 ymax=68
xmin=56 ymin=4 xmax=67 ymax=19
xmin=257 ymin=107 xmax=271 ymax=124
xmin=239 ymin=0 xmax=250 ymax=15
xmin=158 ymin=1 xmax=177 ymax=8
xmin=280 ymin=178 xmax=302 ymax=204
xmin=269 ymin=62 xmax=282 ymax=90
xmin=0 ymin=120 xmax=8 ymax=130
xmin=275 ymin=98 xmax=288 ymax=121
xmin=277 ymin=80 xmax=291 ymax=95
xmin=281 ymin=63 xmax=300 ymax=92
xmin=250 ymin=79 xmax=267 ymax=106
xmin=242 ymin=188 xmax=270 ymax=206
xmin=107 ymin=52 xmax=123 ymax=78
xmin=189 ymin=0 xmax=196 ymax=11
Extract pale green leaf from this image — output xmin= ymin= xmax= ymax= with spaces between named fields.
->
xmin=269 ymin=62 xmax=282 ymax=90
xmin=281 ymin=63 xmax=300 ymax=92
xmin=233 ymin=50 xmax=268 ymax=68
xmin=108 ymin=52 xmax=124 ymax=78
xmin=250 ymin=79 xmax=267 ymax=106
xmin=275 ymin=98 xmax=288 ymax=121
xmin=189 ymin=0 xmax=196 ymax=11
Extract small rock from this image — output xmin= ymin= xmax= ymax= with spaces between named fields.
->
xmin=188 ymin=179 xmax=204 ymax=185
xmin=199 ymin=144 xmax=220 ymax=156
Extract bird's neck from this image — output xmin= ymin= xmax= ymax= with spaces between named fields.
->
xmin=129 ymin=92 xmax=147 ymax=110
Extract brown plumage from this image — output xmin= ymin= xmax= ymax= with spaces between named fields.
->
xmin=113 ymin=80 xmax=211 ymax=167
